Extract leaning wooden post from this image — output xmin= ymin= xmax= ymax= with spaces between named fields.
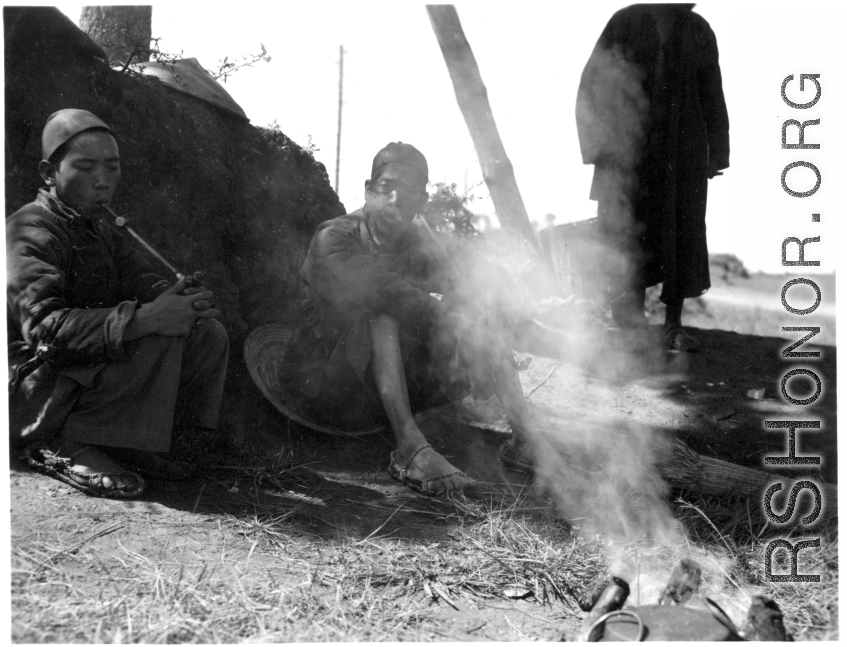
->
xmin=426 ymin=5 xmax=539 ymax=255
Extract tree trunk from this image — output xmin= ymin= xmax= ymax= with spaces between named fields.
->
xmin=426 ymin=5 xmax=539 ymax=254
xmin=80 ymin=5 xmax=152 ymax=66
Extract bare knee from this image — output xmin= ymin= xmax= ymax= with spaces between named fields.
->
xmin=369 ymin=313 xmax=400 ymax=339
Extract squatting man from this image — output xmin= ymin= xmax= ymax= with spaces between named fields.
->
xmin=7 ymin=109 xmax=229 ymax=498
xmin=283 ymin=142 xmax=565 ymax=495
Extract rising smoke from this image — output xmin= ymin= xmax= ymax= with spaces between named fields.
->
xmin=518 ymin=39 xmax=672 ymax=546
xmin=513 ymin=271 xmax=756 ymax=620
xmin=511 ymin=37 xmax=756 ymax=617
xmin=576 ymin=42 xmax=650 ymax=186
xmin=576 ymin=42 xmax=652 ymax=287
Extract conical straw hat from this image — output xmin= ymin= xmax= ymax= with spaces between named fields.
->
xmin=243 ymin=323 xmax=382 ymax=436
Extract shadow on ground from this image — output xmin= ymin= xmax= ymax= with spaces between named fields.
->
xmin=9 ymin=405 xmax=534 ymax=545
xmin=231 ymin=323 xmax=837 ymax=530
xmin=10 ymin=325 xmax=836 ymax=543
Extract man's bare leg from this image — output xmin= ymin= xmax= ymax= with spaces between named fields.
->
xmin=490 ymin=356 xmax=532 ymax=441
xmin=369 ymin=313 xmax=474 ymax=493
xmin=488 ymin=352 xmax=562 ymax=474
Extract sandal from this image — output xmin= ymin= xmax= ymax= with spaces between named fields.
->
xmin=665 ymin=326 xmax=700 ymax=352
xmin=387 ymin=444 xmax=471 ymax=496
xmin=22 ymin=442 xmax=145 ymax=499
xmin=497 ymin=438 xmax=535 ymax=474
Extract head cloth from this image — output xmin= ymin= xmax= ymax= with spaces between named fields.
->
xmin=371 ymin=142 xmax=428 ymax=182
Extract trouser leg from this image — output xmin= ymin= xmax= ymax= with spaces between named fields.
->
xmin=60 ymin=320 xmax=229 ymax=453
xmin=61 ymin=335 xmax=183 ymax=452
xmin=174 ymin=319 xmax=229 ymax=430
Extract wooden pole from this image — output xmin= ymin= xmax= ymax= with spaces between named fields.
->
xmin=426 ymin=5 xmax=539 ymax=254
xmin=335 ymin=45 xmax=344 ymax=193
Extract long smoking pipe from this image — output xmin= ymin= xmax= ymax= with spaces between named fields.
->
xmin=100 ymin=204 xmax=201 ymax=285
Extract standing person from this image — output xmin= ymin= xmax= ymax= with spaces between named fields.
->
xmin=283 ymin=142 xmax=562 ymax=495
xmin=7 ymin=109 xmax=230 ymax=498
xmin=576 ymin=3 xmax=729 ymax=350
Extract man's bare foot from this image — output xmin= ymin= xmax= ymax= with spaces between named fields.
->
xmin=52 ymin=439 xmax=142 ymax=493
xmin=392 ymin=444 xmax=475 ymax=494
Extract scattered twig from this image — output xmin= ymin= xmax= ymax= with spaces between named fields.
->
xmin=351 ymin=499 xmax=453 ymax=519
xmin=431 ymin=580 xmax=461 ymax=610
xmin=525 ymin=363 xmax=560 ymax=399
xmin=355 ymin=503 xmax=405 ymax=544
xmin=43 ymin=522 xmax=125 ymax=566
xmin=192 ymin=482 xmax=207 ymax=513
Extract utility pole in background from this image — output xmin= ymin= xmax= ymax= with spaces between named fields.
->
xmin=335 ymin=45 xmax=345 ymax=193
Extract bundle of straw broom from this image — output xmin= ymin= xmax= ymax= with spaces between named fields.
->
xmin=657 ymin=438 xmax=837 ymax=510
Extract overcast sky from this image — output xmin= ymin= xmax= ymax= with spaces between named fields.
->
xmin=55 ymin=1 xmax=843 ymax=275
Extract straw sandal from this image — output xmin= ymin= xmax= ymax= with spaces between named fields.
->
xmin=387 ymin=444 xmax=470 ymax=496
xmin=23 ymin=442 xmax=145 ymax=499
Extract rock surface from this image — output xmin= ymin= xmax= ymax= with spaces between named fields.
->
xmin=5 ymin=6 xmax=344 ymax=343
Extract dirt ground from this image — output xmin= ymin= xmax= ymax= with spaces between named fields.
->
xmin=5 ymin=11 xmax=836 ymax=640
xmin=8 ymin=283 xmax=837 ymax=641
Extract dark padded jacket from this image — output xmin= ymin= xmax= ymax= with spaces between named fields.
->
xmin=7 ymin=190 xmax=168 ymax=436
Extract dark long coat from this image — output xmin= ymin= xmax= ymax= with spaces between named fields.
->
xmin=577 ymin=4 xmax=730 ymax=303
xmin=6 ymin=190 xmax=168 ymax=442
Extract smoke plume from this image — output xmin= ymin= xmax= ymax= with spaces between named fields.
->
xmin=576 ymin=43 xmax=649 ymax=196
xmin=576 ymin=43 xmax=651 ymax=285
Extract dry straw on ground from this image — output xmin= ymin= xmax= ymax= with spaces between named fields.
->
xmin=11 ymin=447 xmax=838 ymax=642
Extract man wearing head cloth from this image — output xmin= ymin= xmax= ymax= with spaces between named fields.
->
xmin=7 ymin=108 xmax=229 ymax=499
xmin=283 ymin=142 xmax=561 ymax=495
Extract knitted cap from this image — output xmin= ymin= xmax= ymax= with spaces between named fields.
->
xmin=42 ymin=109 xmax=114 ymax=161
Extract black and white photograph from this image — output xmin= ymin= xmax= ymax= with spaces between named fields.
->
xmin=4 ymin=1 xmax=841 ymax=641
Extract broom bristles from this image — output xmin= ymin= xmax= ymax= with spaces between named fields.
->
xmin=658 ymin=439 xmax=837 ymax=508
